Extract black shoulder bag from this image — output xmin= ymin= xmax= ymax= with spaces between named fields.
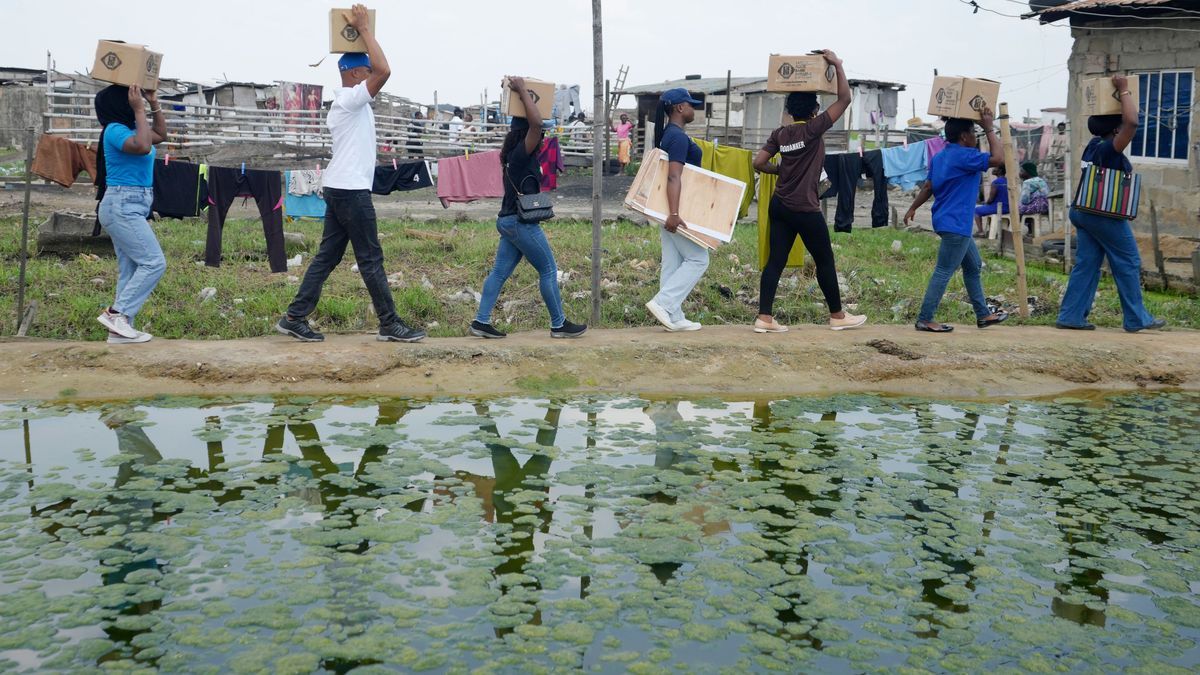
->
xmin=504 ymin=166 xmax=554 ymax=224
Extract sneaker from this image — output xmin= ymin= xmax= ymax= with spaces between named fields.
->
xmin=830 ymin=313 xmax=868 ymax=331
xmin=378 ymin=321 xmax=427 ymax=343
xmin=645 ymin=300 xmax=678 ymax=331
xmin=98 ymin=310 xmax=138 ymax=339
xmin=469 ymin=320 xmax=506 ymax=339
xmin=676 ymin=319 xmax=702 ymax=331
xmin=1055 ymin=321 xmax=1096 ymax=331
xmin=551 ymin=320 xmax=588 ymax=339
xmin=106 ymin=330 xmax=152 ymax=344
xmin=1126 ymin=318 xmax=1167 ymax=333
xmin=276 ymin=316 xmax=324 ymax=342
xmin=754 ymin=317 xmax=788 ymax=333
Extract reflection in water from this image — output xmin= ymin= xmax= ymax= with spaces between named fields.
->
xmin=1 ymin=392 xmax=1197 ymax=672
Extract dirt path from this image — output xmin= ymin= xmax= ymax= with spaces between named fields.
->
xmin=2 ymin=325 xmax=1197 ymax=401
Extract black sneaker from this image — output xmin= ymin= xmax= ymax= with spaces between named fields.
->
xmin=378 ymin=321 xmax=426 ymax=343
xmin=1126 ymin=318 xmax=1167 ymax=333
xmin=551 ymin=320 xmax=587 ymax=339
xmin=470 ymin=320 xmax=507 ymax=339
xmin=276 ymin=316 xmax=324 ymax=342
xmin=1055 ymin=321 xmax=1096 ymax=331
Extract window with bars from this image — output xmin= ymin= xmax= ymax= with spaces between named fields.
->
xmin=1131 ymin=70 xmax=1193 ymax=162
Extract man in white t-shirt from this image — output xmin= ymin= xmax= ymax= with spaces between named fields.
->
xmin=278 ymin=3 xmax=425 ymax=343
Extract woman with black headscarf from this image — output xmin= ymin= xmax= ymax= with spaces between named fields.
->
xmin=94 ymin=84 xmax=167 ymax=344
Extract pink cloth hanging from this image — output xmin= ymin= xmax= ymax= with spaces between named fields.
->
xmin=436 ymin=150 xmax=504 ymax=208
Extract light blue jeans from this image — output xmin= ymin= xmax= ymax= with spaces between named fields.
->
xmin=917 ymin=232 xmax=991 ymax=323
xmin=653 ymin=228 xmax=710 ymax=322
xmin=476 ymin=214 xmax=565 ymax=329
xmin=99 ymin=186 xmax=165 ymax=321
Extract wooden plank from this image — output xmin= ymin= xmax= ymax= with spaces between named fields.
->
xmin=998 ymin=103 xmax=1030 ymax=318
xmin=1149 ymin=201 xmax=1168 ymax=291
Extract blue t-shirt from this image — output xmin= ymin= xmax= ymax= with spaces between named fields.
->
xmin=103 ymin=123 xmax=155 ymax=187
xmin=930 ymin=143 xmax=990 ymax=236
xmin=658 ymin=123 xmax=702 ymax=167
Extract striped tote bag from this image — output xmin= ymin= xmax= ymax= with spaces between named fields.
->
xmin=1072 ymin=163 xmax=1141 ymax=220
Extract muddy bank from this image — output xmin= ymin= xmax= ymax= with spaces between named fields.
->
xmin=2 ymin=325 xmax=1197 ymax=401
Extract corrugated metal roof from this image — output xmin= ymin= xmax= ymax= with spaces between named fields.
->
xmin=1033 ymin=0 xmax=1183 ymax=22
xmin=616 ymin=77 xmax=766 ymax=96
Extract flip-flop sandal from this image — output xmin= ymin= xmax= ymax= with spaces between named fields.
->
xmin=915 ymin=321 xmax=953 ymax=333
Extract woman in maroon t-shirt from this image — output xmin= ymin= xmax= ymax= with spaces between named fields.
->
xmin=751 ymin=50 xmax=867 ymax=333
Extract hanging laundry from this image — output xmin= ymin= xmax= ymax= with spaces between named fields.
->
xmin=30 ymin=134 xmax=97 ymax=187
xmin=820 ymin=150 xmax=888 ymax=233
xmin=284 ymin=170 xmax=326 ymax=221
xmin=372 ymin=160 xmax=434 ymax=195
xmin=552 ymin=85 xmax=582 ymax=123
xmin=205 ymin=166 xmax=287 ymax=273
xmin=436 ymin=150 xmax=503 ymax=208
xmin=288 ymin=169 xmax=324 ymax=196
xmin=152 ymin=159 xmax=208 ymax=219
xmin=881 ymin=140 xmax=929 ymax=191
xmin=756 ymin=168 xmax=806 ymax=271
xmin=924 ymin=136 xmax=948 ymax=165
xmin=695 ymin=138 xmax=755 ymax=218
xmin=537 ymin=137 xmax=564 ymax=191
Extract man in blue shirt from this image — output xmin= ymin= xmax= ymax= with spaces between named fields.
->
xmin=903 ymin=109 xmax=1010 ymax=333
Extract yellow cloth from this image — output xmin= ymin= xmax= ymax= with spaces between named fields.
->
xmin=618 ymin=139 xmax=632 ymax=164
xmin=693 ymin=138 xmax=755 ymax=218
xmin=757 ymin=165 xmax=807 ymax=271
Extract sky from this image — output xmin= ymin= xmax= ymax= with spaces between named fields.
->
xmin=1 ymin=0 xmax=1073 ymax=121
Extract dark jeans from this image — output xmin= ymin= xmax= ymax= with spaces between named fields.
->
xmin=760 ymin=198 xmax=841 ymax=315
xmin=286 ymin=188 xmax=399 ymax=327
xmin=1057 ymin=208 xmax=1155 ymax=331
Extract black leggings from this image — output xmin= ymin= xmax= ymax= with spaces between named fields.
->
xmin=759 ymin=198 xmax=842 ymax=315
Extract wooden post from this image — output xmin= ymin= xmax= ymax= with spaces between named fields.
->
xmin=590 ymin=0 xmax=604 ymax=326
xmin=604 ymin=79 xmax=612 ymax=171
xmin=997 ymin=103 xmax=1030 ymax=318
xmin=15 ymin=126 xmax=34 ymax=335
xmin=1063 ymin=128 xmax=1073 ymax=273
xmin=1149 ymin=201 xmax=1168 ymax=291
xmin=1192 ymin=249 xmax=1200 ymax=290
xmin=724 ymin=69 xmax=732 ymax=140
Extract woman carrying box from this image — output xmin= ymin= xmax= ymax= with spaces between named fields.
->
xmin=751 ymin=49 xmax=866 ymax=333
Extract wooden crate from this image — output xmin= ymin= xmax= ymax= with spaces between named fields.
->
xmin=624 ymin=148 xmax=745 ymax=250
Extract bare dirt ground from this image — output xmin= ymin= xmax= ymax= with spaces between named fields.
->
xmin=2 ymin=325 xmax=1197 ymax=402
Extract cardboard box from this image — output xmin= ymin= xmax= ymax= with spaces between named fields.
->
xmin=329 ymin=8 xmax=377 ymax=53
xmin=500 ymin=77 xmax=556 ymax=120
xmin=92 ymin=40 xmax=162 ymax=90
xmin=624 ymin=149 xmax=746 ymax=249
xmin=1082 ymin=76 xmax=1140 ymax=116
xmin=928 ymin=76 xmax=1001 ymax=121
xmin=767 ymin=54 xmax=837 ymax=94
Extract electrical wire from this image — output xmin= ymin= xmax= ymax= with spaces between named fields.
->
xmin=957 ymin=0 xmax=1200 ymax=30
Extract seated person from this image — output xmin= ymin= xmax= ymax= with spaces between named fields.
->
xmin=1018 ymin=160 xmax=1050 ymax=234
xmin=973 ymin=165 xmax=1008 ymax=236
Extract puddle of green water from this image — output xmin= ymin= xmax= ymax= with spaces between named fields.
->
xmin=0 ymin=392 xmax=1197 ymax=673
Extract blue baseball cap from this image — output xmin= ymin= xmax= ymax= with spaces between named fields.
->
xmin=661 ymin=88 xmax=703 ymax=108
xmin=338 ymin=53 xmax=370 ymax=71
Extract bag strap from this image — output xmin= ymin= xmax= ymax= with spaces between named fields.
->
xmin=503 ymin=162 xmax=539 ymax=197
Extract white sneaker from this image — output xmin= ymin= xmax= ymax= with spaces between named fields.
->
xmin=830 ymin=313 xmax=868 ymax=331
xmin=676 ymin=319 xmax=702 ymax=331
xmin=98 ymin=311 xmax=139 ymax=339
xmin=753 ymin=317 xmax=788 ymax=333
xmin=107 ymin=330 xmax=152 ymax=344
xmin=645 ymin=300 xmax=679 ymax=331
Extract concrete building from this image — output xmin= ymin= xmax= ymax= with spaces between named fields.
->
xmin=1031 ymin=0 xmax=1199 ymax=238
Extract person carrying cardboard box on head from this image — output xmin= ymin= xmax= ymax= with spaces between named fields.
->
xmin=1056 ymin=74 xmax=1164 ymax=334
xmin=93 ymin=83 xmax=168 ymax=345
xmin=470 ymin=76 xmax=587 ymax=341
xmin=278 ymin=4 xmax=426 ymax=344
xmin=752 ymin=49 xmax=866 ymax=334
xmin=643 ymin=88 xmax=709 ymax=333
xmin=903 ymin=109 xmax=1010 ymax=333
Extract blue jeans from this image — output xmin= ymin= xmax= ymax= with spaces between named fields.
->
xmin=1057 ymin=209 xmax=1155 ymax=331
xmin=99 ymin=185 xmax=165 ymax=321
xmin=476 ymin=214 xmax=565 ymax=329
xmin=287 ymin=188 xmax=398 ymax=327
xmin=917 ymin=232 xmax=991 ymax=323
xmin=653 ymin=228 xmax=710 ymax=323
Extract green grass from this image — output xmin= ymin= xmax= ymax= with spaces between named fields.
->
xmin=1 ymin=215 xmax=1196 ymax=340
